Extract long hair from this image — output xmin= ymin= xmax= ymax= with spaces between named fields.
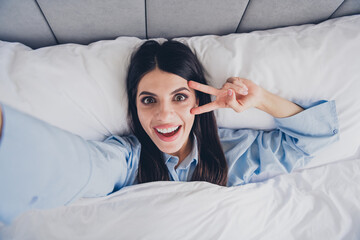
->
xmin=126 ymin=40 xmax=228 ymax=186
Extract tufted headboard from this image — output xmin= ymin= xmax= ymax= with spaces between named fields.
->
xmin=1 ymin=0 xmax=360 ymax=49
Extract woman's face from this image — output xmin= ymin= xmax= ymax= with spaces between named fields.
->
xmin=136 ymin=68 xmax=198 ymax=159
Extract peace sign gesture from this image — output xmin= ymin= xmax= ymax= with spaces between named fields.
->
xmin=188 ymin=77 xmax=262 ymax=115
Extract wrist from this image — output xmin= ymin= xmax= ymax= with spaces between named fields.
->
xmin=255 ymin=87 xmax=271 ymax=112
xmin=255 ymin=88 xmax=304 ymax=118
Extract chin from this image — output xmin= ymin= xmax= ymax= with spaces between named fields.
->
xmin=155 ymin=141 xmax=183 ymax=155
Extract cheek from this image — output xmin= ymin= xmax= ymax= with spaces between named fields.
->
xmin=137 ymin=107 xmax=151 ymax=129
xmin=177 ymin=102 xmax=196 ymax=124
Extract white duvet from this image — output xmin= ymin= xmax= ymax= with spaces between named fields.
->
xmin=1 ymin=156 xmax=359 ymax=240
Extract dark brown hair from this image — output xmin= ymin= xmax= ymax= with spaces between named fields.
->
xmin=126 ymin=40 xmax=228 ymax=186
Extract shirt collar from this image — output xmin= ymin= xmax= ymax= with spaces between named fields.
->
xmin=162 ymin=134 xmax=199 ymax=169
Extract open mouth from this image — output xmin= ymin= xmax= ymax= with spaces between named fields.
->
xmin=154 ymin=125 xmax=182 ymax=142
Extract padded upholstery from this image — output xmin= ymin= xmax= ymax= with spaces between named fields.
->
xmin=236 ymin=0 xmax=344 ymax=32
xmin=331 ymin=0 xmax=360 ymax=18
xmin=0 ymin=0 xmax=360 ymax=48
xmin=0 ymin=0 xmax=56 ymax=48
xmin=37 ymin=0 xmax=146 ymax=44
xmin=147 ymin=0 xmax=248 ymax=39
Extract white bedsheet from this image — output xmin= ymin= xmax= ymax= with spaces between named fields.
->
xmin=1 ymin=155 xmax=359 ymax=240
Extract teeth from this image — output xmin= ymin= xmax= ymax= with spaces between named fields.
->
xmin=156 ymin=126 xmax=179 ymax=134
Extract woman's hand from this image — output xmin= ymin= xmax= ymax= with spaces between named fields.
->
xmin=188 ymin=77 xmax=304 ymax=118
xmin=188 ymin=77 xmax=263 ymax=115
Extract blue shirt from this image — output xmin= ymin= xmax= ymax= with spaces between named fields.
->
xmin=0 ymin=100 xmax=339 ymax=224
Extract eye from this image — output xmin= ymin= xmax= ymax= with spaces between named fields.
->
xmin=174 ymin=94 xmax=188 ymax=102
xmin=141 ymin=97 xmax=156 ymax=105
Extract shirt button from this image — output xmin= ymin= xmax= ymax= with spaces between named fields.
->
xmin=333 ymin=129 xmax=338 ymax=134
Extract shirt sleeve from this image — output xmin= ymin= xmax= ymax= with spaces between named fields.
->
xmin=218 ymin=100 xmax=339 ymax=186
xmin=0 ymin=103 xmax=140 ymax=224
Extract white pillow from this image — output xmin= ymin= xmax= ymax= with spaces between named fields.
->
xmin=174 ymin=15 xmax=360 ymax=168
xmin=1 ymin=15 xmax=360 ymax=168
xmin=0 ymin=37 xmax=163 ymax=140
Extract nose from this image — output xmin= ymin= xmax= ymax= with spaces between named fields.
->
xmin=156 ymin=101 xmax=174 ymax=120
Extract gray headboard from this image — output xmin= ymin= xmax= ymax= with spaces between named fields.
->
xmin=1 ymin=0 xmax=360 ymax=49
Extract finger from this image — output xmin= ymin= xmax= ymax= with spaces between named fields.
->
xmin=190 ymin=101 xmax=219 ymax=115
xmin=226 ymin=78 xmax=248 ymax=90
xmin=226 ymin=89 xmax=244 ymax=113
xmin=223 ymin=82 xmax=248 ymax=95
xmin=227 ymin=77 xmax=245 ymax=84
xmin=188 ymin=81 xmax=220 ymax=96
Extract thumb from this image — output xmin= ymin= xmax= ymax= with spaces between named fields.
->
xmin=226 ymin=89 xmax=243 ymax=113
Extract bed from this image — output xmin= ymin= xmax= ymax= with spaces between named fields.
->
xmin=1 ymin=1 xmax=360 ymax=239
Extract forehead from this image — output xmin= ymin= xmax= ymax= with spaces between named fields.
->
xmin=138 ymin=68 xmax=189 ymax=92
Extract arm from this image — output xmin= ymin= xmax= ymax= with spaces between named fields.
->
xmin=0 ymin=105 xmax=3 ymax=138
xmin=188 ymin=78 xmax=339 ymax=185
xmin=256 ymin=87 xmax=304 ymax=118
xmin=219 ymin=100 xmax=339 ymax=186
xmin=0 ymin=104 xmax=140 ymax=224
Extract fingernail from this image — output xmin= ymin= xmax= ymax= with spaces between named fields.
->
xmin=228 ymin=89 xmax=233 ymax=96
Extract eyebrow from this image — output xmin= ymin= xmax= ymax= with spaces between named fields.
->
xmin=138 ymin=87 xmax=190 ymax=97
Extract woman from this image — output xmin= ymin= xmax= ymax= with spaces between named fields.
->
xmin=0 ymin=40 xmax=339 ymax=224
